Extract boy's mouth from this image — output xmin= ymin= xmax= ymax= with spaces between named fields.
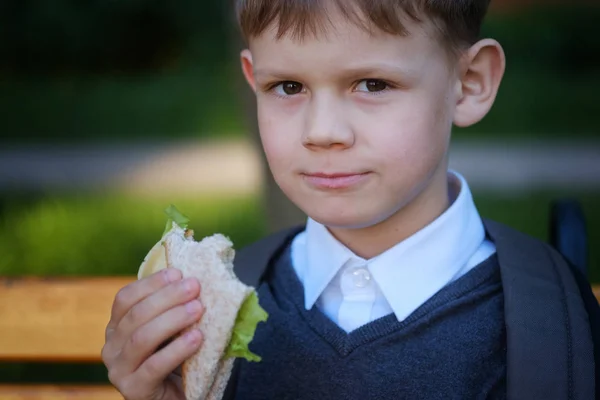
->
xmin=301 ymin=171 xmax=372 ymax=190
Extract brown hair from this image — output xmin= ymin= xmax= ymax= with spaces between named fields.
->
xmin=235 ymin=0 xmax=492 ymax=58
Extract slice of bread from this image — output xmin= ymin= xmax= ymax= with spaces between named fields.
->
xmin=205 ymin=357 xmax=236 ymax=400
xmin=163 ymin=224 xmax=253 ymax=400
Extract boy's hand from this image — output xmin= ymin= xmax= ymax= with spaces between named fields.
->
xmin=102 ymin=268 xmax=205 ymax=400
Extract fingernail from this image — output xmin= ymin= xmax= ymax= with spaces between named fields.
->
xmin=182 ymin=278 xmax=197 ymax=293
xmin=186 ymin=300 xmax=202 ymax=314
xmin=185 ymin=329 xmax=202 ymax=344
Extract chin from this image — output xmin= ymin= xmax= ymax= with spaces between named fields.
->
xmin=301 ymin=202 xmax=389 ymax=230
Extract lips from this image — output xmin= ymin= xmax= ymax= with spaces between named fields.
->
xmin=301 ymin=171 xmax=371 ymax=190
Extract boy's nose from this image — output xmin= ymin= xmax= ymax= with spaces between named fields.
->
xmin=302 ymin=95 xmax=354 ymax=150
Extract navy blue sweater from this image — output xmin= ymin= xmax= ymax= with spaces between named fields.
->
xmin=235 ymin=244 xmax=507 ymax=400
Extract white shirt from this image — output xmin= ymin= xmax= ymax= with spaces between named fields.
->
xmin=290 ymin=170 xmax=496 ymax=333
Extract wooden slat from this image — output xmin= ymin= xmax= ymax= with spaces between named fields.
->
xmin=0 ymin=384 xmax=123 ymax=400
xmin=0 ymin=277 xmax=135 ymax=362
xmin=593 ymin=285 xmax=600 ymax=303
xmin=0 ymin=276 xmax=598 ymax=363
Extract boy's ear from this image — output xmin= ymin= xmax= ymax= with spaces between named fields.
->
xmin=240 ymin=49 xmax=256 ymax=92
xmin=453 ymin=39 xmax=505 ymax=128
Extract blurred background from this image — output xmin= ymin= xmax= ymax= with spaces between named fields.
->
xmin=0 ymin=0 xmax=598 ymax=387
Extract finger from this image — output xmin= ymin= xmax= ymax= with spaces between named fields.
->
xmin=124 ymin=327 xmax=204 ymax=395
xmin=103 ymin=269 xmax=184 ymax=365
xmin=119 ymin=299 xmax=205 ymax=375
xmin=112 ymin=277 xmax=201 ymax=350
xmin=106 ymin=268 xmax=182 ymax=340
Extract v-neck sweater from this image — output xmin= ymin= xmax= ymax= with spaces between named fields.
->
xmin=234 ymin=242 xmax=507 ymax=400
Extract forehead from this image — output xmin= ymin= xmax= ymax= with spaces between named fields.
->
xmin=249 ymin=10 xmax=449 ymax=75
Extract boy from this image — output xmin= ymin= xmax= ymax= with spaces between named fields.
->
xmin=102 ymin=0 xmax=600 ymax=399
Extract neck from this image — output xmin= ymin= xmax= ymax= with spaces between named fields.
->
xmin=328 ymin=167 xmax=451 ymax=259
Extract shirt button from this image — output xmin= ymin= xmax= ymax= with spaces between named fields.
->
xmin=352 ymin=267 xmax=371 ymax=288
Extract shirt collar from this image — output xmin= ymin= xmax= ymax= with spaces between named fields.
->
xmin=302 ymin=170 xmax=487 ymax=319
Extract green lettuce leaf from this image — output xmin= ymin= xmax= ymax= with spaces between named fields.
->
xmin=162 ymin=204 xmax=190 ymax=236
xmin=224 ymin=291 xmax=269 ymax=362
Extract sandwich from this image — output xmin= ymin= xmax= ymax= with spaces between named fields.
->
xmin=137 ymin=205 xmax=268 ymax=400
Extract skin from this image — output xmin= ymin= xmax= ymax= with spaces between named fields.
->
xmin=101 ymin=8 xmax=505 ymax=400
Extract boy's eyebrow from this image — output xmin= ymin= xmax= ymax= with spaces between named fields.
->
xmin=253 ymin=62 xmax=419 ymax=81
xmin=253 ymin=69 xmax=301 ymax=81
xmin=339 ymin=63 xmax=419 ymax=80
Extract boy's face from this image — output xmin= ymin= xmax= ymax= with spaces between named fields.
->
xmin=241 ymin=13 xmax=464 ymax=230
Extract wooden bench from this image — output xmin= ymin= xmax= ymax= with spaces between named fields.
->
xmin=1 ymin=276 xmax=599 ymax=399
xmin=0 ymin=277 xmax=134 ymax=400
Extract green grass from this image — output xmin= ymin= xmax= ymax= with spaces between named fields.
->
xmin=0 ymin=192 xmax=267 ymax=277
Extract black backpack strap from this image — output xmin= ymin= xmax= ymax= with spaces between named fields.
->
xmin=565 ymin=258 xmax=600 ymax=399
xmin=223 ymin=224 xmax=305 ymax=400
xmin=484 ymin=219 xmax=595 ymax=400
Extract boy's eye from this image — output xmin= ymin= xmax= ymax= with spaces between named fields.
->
xmin=355 ymin=79 xmax=388 ymax=93
xmin=274 ymin=81 xmax=304 ymax=96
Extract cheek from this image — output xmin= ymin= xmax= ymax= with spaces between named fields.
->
xmin=256 ymin=105 xmax=297 ymax=177
xmin=364 ymin=94 xmax=452 ymax=178
xmin=374 ymin=103 xmax=446 ymax=153
xmin=257 ymin=104 xmax=280 ymax=155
